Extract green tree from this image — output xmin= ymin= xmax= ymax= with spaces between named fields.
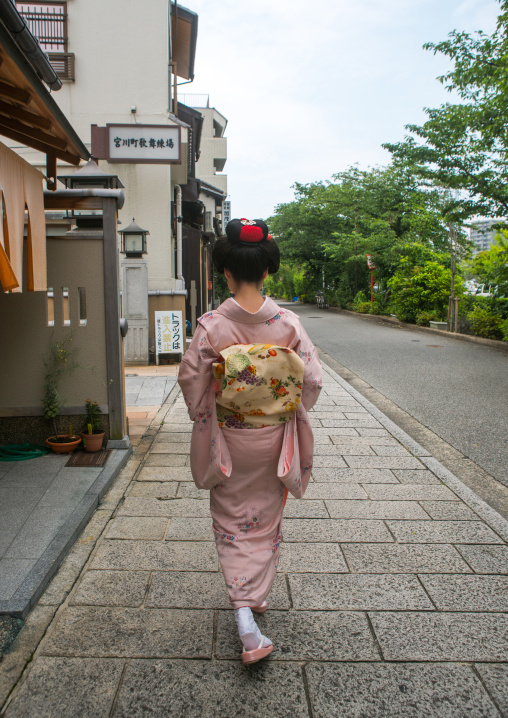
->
xmin=384 ymin=1 xmax=508 ymax=217
xmin=388 ymin=260 xmax=464 ymax=322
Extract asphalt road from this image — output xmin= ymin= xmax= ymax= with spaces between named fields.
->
xmin=288 ymin=303 xmax=508 ymax=490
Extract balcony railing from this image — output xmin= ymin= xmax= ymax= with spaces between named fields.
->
xmin=47 ymin=52 xmax=75 ymax=81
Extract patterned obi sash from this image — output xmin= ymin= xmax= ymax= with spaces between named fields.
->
xmin=212 ymin=344 xmax=305 ymax=429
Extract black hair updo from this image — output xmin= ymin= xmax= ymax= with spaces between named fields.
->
xmin=212 ymin=218 xmax=280 ymax=284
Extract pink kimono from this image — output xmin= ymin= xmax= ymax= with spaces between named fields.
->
xmin=177 ymin=297 xmax=322 ymax=608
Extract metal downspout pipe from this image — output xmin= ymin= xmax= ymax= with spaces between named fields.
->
xmin=174 ymin=184 xmax=184 ymax=284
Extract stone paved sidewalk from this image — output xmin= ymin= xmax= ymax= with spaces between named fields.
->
xmin=1 ymin=363 xmax=508 ymax=717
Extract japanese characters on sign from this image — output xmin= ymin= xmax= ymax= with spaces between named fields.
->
xmin=155 ymin=311 xmax=184 ymax=363
xmin=366 ymin=254 xmax=377 ymax=270
xmin=107 ymin=124 xmax=181 ymax=164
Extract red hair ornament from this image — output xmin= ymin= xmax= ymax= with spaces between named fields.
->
xmin=226 ymin=218 xmax=272 ymax=244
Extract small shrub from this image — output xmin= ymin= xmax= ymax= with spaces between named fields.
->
xmin=416 ymin=310 xmax=439 ymax=327
xmin=353 ymin=291 xmax=368 ymax=309
xmin=467 ymin=305 xmax=503 ymax=339
xmin=500 ymin=318 xmax=508 ymax=342
xmin=369 ymin=300 xmax=382 ymax=315
xmin=356 ymin=302 xmax=371 ymax=314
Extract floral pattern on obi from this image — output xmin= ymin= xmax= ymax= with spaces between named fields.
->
xmin=212 ymin=344 xmax=305 ymax=428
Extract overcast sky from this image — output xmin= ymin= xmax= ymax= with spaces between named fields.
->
xmin=182 ymin=0 xmax=500 ymax=222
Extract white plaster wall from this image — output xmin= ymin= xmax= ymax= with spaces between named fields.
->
xmin=195 ymin=107 xmax=228 ymax=194
xmin=41 ymin=0 xmax=188 ymax=291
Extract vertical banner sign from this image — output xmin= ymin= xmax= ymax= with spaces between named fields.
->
xmin=155 ymin=311 xmax=184 ymax=364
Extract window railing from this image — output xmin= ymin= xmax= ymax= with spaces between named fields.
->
xmin=17 ymin=3 xmax=74 ymax=80
xmin=47 ymin=51 xmax=75 ymax=81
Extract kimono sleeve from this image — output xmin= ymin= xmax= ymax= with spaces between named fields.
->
xmin=177 ymin=324 xmax=219 ymax=421
xmin=296 ymin=324 xmax=323 ymax=411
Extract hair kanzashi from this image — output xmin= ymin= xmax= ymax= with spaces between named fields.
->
xmin=212 ymin=218 xmax=280 ymax=284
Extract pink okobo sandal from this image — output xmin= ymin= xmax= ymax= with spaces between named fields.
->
xmin=241 ymin=638 xmax=274 ymax=665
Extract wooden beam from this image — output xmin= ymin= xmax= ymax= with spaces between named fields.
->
xmin=46 ymin=150 xmax=57 ymax=191
xmin=0 ymin=80 xmax=31 ymax=105
xmin=0 ymin=115 xmax=67 ymax=150
xmin=0 ymin=99 xmax=52 ymax=130
xmin=0 ymin=124 xmax=81 ymax=165
xmin=44 ymin=194 xmax=104 ymax=210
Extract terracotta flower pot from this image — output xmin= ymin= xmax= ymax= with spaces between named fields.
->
xmin=80 ymin=431 xmax=105 ymax=452
xmin=45 ymin=435 xmax=82 ymax=454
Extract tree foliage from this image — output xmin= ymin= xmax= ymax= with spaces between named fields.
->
xmin=384 ymin=1 xmax=508 ymax=217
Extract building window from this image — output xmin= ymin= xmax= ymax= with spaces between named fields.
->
xmin=205 ymin=211 xmax=213 ymax=231
xmin=62 ymin=286 xmax=70 ymax=326
xmin=16 ymin=2 xmax=75 ymax=80
xmin=78 ymin=286 xmax=87 ymax=326
xmin=47 ymin=287 xmax=54 ymax=327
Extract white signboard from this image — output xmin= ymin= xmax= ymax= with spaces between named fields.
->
xmin=155 ymin=310 xmax=184 ymax=364
xmin=107 ymin=124 xmax=181 ymax=164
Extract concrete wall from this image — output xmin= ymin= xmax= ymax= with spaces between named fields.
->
xmin=0 ymin=235 xmax=110 ymax=442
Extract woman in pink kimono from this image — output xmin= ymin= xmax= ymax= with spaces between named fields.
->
xmin=178 ymin=218 xmax=322 ymax=664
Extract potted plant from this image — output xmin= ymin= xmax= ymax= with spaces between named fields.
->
xmin=80 ymin=400 xmax=105 ymax=452
xmin=42 ymin=337 xmax=81 ymax=454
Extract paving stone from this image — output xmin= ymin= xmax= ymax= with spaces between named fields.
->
xmin=356 ymin=428 xmax=391 ymax=437
xmin=128 ymin=482 xmax=179 ymax=498
xmin=324 ymin=428 xmax=361 ymax=437
xmin=117 ymin=497 xmax=211 ymax=518
xmin=283 ymin=500 xmax=329 ymax=518
xmin=149 ymin=442 xmax=191 ymax=454
xmin=305 ymin=662 xmax=499 ymax=718
xmin=475 ymin=664 xmax=508 ymax=717
xmin=456 ymin=545 xmax=508 ymax=574
xmin=320 ymin=419 xmax=383 ymax=428
xmin=372 ymin=445 xmax=412 ymax=456
xmin=312 ymin=435 xmax=333 ymax=445
xmin=216 ymin=610 xmax=380 ymax=661
xmin=278 ymin=542 xmax=348 ymax=573
xmin=290 ymin=573 xmax=433 ymax=610
xmin=300 ymin=483 xmax=368 ymax=500
xmin=369 ymin=612 xmax=508 ymax=661
xmin=365 ymin=484 xmax=458 ymax=501
xmin=41 ymin=606 xmax=213 ymax=658
xmin=342 ymin=543 xmax=473 ymax=574
xmin=387 ymin=520 xmax=504 ymax=544
xmin=419 ymin=501 xmax=479 ymax=520
xmin=112 ymin=659 xmax=309 ymax=718
xmin=313 ymin=444 xmax=372 ymax=456
xmin=312 ymin=456 xmax=348 ymax=468
xmin=71 ymin=570 xmax=150 ymax=607
xmin=311 ymin=411 xmax=346 ymax=420
xmin=136 ymin=466 xmax=193 ymax=482
xmin=90 ymin=540 xmax=218 ymax=572
xmin=420 ymin=575 xmax=508 ymax=611
xmin=105 ymin=517 xmax=168 ymax=540
xmin=325 ymin=499 xmax=429 ymax=520
xmin=4 ymin=657 xmax=124 ymax=718
xmin=392 ymin=469 xmax=441 ymax=484
xmin=283 ymin=518 xmax=393 ymax=543
xmin=331 ymin=436 xmax=398 ymax=446
xmin=146 ymin=572 xmax=290 ymax=609
xmin=158 ymin=428 xmax=192 ymax=439
xmin=344 ymin=456 xmax=424 ymax=469
xmin=144 ymin=454 xmax=187 ymax=467
xmin=176 ymin=483 xmax=210 ymax=498
xmin=312 ymin=468 xmax=399 ymax=483
xmin=165 ymin=517 xmax=213 ymax=541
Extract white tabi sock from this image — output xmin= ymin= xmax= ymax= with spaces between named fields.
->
xmin=234 ymin=607 xmax=272 ymax=652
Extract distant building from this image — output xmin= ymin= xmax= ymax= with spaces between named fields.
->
xmin=469 ymin=219 xmax=506 ymax=253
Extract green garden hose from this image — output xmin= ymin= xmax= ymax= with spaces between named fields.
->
xmin=0 ymin=443 xmax=50 ymax=461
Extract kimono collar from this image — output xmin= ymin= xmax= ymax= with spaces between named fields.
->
xmin=216 ymin=297 xmax=284 ymax=324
